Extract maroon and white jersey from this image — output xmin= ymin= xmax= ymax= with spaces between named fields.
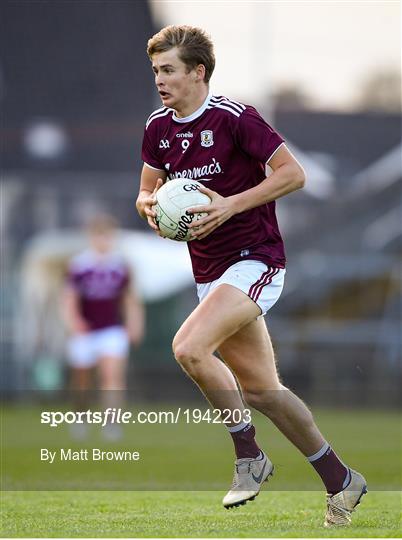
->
xmin=67 ymin=250 xmax=130 ymax=330
xmin=142 ymin=92 xmax=286 ymax=283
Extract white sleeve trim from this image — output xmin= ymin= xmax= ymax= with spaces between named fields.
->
xmin=266 ymin=142 xmax=285 ymax=164
xmin=143 ymin=161 xmax=165 ymax=172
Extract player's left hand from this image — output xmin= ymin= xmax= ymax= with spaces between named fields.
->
xmin=186 ymin=186 xmax=236 ymax=240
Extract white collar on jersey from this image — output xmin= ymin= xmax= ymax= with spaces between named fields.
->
xmin=172 ymin=89 xmax=213 ymax=123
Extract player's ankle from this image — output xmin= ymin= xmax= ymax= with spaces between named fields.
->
xmin=228 ymin=423 xmax=261 ymax=459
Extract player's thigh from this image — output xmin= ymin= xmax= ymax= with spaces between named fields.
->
xmin=70 ymin=365 xmax=94 ymax=390
xmin=97 ymin=358 xmax=127 ymax=392
xmin=218 ymin=317 xmax=281 ymax=391
xmin=174 ymin=284 xmax=261 ymax=354
xmin=67 ymin=333 xmax=97 ymax=369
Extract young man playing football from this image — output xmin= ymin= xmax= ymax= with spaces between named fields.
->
xmin=136 ymin=25 xmax=366 ymax=526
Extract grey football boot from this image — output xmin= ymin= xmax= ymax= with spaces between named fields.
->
xmin=223 ymin=451 xmax=274 ymax=508
xmin=324 ymin=469 xmax=367 ymax=526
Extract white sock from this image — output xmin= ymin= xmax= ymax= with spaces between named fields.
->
xmin=227 ymin=421 xmax=250 ymax=433
xmin=307 ymin=442 xmax=330 ymax=462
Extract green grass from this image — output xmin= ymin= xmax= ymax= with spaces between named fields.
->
xmin=1 ymin=490 xmax=401 ymax=537
xmin=1 ymin=405 xmax=401 ymax=536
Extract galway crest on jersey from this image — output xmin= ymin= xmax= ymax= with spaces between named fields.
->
xmin=200 ymin=130 xmax=214 ymax=147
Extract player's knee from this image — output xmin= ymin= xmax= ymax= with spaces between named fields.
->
xmin=172 ymin=336 xmax=203 ymax=375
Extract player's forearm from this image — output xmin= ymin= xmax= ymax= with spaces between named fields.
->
xmin=61 ymin=287 xmax=88 ymax=333
xmin=125 ymin=296 xmax=143 ymax=326
xmin=124 ymin=295 xmax=145 ymax=344
xmin=63 ymin=300 xmax=88 ymax=334
xmin=228 ymin=163 xmax=305 ymax=214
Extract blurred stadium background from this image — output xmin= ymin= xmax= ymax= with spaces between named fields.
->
xmin=1 ymin=0 xmax=401 ymax=408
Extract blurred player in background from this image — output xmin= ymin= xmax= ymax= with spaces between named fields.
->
xmin=63 ymin=214 xmax=144 ymax=439
xmin=136 ymin=25 xmax=366 ymax=526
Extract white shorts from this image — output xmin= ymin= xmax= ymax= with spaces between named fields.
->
xmin=67 ymin=326 xmax=129 ymax=368
xmin=196 ymin=260 xmax=286 ymax=316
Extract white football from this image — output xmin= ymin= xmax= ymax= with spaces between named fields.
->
xmin=153 ymin=179 xmax=211 ymax=241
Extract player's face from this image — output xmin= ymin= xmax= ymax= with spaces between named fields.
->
xmin=89 ymin=230 xmax=114 ymax=254
xmin=151 ymin=48 xmax=198 ymax=112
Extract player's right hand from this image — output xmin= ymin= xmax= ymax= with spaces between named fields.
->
xmin=140 ymin=178 xmax=164 ymax=233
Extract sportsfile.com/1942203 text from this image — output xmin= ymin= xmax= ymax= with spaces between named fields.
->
xmin=40 ymin=407 xmax=252 ymax=428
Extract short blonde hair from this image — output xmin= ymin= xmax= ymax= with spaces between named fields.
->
xmin=147 ymin=25 xmax=215 ymax=83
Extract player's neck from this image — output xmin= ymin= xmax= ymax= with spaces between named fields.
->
xmin=174 ymin=87 xmax=210 ymax=119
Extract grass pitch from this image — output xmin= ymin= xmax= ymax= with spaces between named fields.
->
xmin=2 ymin=490 xmax=401 ymax=537
xmin=1 ymin=406 xmax=401 ymax=537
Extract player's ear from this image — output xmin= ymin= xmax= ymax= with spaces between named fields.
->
xmin=195 ymin=64 xmax=206 ymax=82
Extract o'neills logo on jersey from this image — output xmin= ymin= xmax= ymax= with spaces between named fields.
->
xmin=168 ymin=157 xmax=222 ymax=180
xmin=176 ymin=132 xmax=193 ymax=138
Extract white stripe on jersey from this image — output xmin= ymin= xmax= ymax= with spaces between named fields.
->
xmin=210 ymin=96 xmax=246 ymax=114
xmin=147 ymin=105 xmax=168 ymax=121
xmin=227 ymin=98 xmax=246 ymax=111
xmin=266 ymin=142 xmax=285 ymax=163
xmin=213 ymin=103 xmax=241 ymax=117
xmin=145 ymin=108 xmax=172 ymax=129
